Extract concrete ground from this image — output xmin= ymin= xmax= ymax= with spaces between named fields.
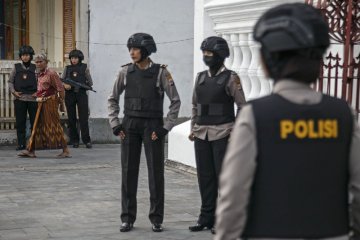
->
xmin=0 ymin=144 xmax=212 ymax=240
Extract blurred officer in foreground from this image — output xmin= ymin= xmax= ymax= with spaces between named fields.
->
xmin=108 ymin=33 xmax=181 ymax=233
xmin=188 ymin=36 xmax=245 ymax=234
xmin=215 ymin=3 xmax=360 ymax=240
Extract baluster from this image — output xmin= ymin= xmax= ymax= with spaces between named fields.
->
xmin=230 ymin=33 xmax=242 ymax=73
xmin=248 ymin=34 xmax=261 ymax=99
xmin=222 ymin=34 xmax=234 ymax=69
xmin=239 ymin=33 xmax=251 ymax=99
xmin=258 ymin=63 xmax=271 ymax=96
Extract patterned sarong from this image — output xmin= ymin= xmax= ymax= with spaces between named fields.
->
xmin=27 ymin=95 xmax=67 ymax=151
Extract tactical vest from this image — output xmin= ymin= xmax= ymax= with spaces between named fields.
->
xmin=124 ymin=63 xmax=163 ymax=118
xmin=66 ymin=63 xmax=87 ymax=85
xmin=195 ymin=70 xmax=235 ymax=125
xmin=242 ymin=93 xmax=352 ymax=238
xmin=14 ymin=63 xmax=37 ymax=94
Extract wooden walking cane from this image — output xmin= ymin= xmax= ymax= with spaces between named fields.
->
xmin=26 ymin=101 xmax=43 ymax=152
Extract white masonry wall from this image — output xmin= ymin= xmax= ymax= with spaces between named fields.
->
xmin=88 ymin=0 xmax=195 ymax=120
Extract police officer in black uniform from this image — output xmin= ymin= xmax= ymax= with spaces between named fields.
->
xmin=215 ymin=3 xmax=360 ymax=240
xmin=108 ymin=33 xmax=181 ymax=233
xmin=8 ymin=45 xmax=37 ymax=150
xmin=61 ymin=49 xmax=93 ymax=148
xmin=188 ymin=37 xmax=245 ymax=234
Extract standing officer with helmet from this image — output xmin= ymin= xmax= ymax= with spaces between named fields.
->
xmin=8 ymin=45 xmax=37 ymax=150
xmin=61 ymin=49 xmax=93 ymax=149
xmin=188 ymin=36 xmax=246 ymax=234
xmin=108 ymin=33 xmax=181 ymax=233
xmin=215 ymin=3 xmax=360 ymax=240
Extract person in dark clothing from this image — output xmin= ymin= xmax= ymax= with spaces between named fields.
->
xmin=108 ymin=33 xmax=181 ymax=233
xmin=215 ymin=3 xmax=360 ymax=240
xmin=8 ymin=45 xmax=37 ymax=150
xmin=188 ymin=36 xmax=246 ymax=234
xmin=61 ymin=49 xmax=93 ymax=149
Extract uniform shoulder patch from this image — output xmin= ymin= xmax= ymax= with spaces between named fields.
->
xmin=121 ymin=62 xmax=132 ymax=67
xmin=166 ymin=72 xmax=174 ymax=85
xmin=231 ymin=71 xmax=242 ymax=89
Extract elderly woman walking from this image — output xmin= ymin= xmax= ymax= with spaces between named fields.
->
xmin=18 ymin=54 xmax=70 ymax=158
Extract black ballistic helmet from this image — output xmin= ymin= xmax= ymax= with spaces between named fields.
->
xmin=127 ymin=33 xmax=157 ymax=55
xmin=201 ymin=36 xmax=230 ymax=58
xmin=254 ymin=3 xmax=329 ymax=54
xmin=19 ymin=45 xmax=35 ymax=59
xmin=69 ymin=49 xmax=84 ymax=61
xmin=253 ymin=3 xmax=330 ymax=80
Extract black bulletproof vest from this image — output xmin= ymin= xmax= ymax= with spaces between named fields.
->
xmin=195 ymin=70 xmax=235 ymax=125
xmin=242 ymin=93 xmax=352 ymax=238
xmin=66 ymin=63 xmax=87 ymax=84
xmin=124 ymin=64 xmax=163 ymax=118
xmin=14 ymin=63 xmax=37 ymax=94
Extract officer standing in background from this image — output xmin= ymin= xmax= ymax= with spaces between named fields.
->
xmin=188 ymin=36 xmax=245 ymax=234
xmin=108 ymin=33 xmax=181 ymax=233
xmin=8 ymin=45 xmax=37 ymax=150
xmin=215 ymin=3 xmax=360 ymax=240
xmin=61 ymin=49 xmax=93 ymax=149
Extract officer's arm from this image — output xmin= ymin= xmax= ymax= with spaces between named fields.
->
xmin=350 ymin=109 xmax=360 ymax=238
xmin=85 ymin=68 xmax=93 ymax=87
xmin=8 ymin=68 xmax=16 ymax=93
xmin=215 ymin=104 xmax=257 ymax=240
xmin=191 ymin=73 xmax=200 ymax=131
xmin=227 ymin=72 xmax=246 ymax=115
xmin=161 ymin=68 xmax=181 ymax=131
xmin=108 ymin=68 xmax=126 ymax=129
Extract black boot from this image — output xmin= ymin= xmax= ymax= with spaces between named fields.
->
xmin=152 ymin=223 xmax=163 ymax=232
xmin=120 ymin=222 xmax=133 ymax=232
xmin=16 ymin=145 xmax=26 ymax=151
xmin=189 ymin=223 xmax=212 ymax=232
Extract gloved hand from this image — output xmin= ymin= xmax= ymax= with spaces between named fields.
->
xmin=112 ymin=124 xmax=123 ymax=136
xmin=154 ymin=127 xmax=168 ymax=138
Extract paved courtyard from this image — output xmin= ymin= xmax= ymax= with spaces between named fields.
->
xmin=0 ymin=144 xmax=212 ymax=240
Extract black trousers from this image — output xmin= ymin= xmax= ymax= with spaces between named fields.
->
xmin=194 ymin=136 xmax=229 ymax=227
xmin=65 ymin=90 xmax=91 ymax=144
xmin=120 ymin=116 xmax=165 ymax=224
xmin=14 ymin=99 xmax=37 ymax=146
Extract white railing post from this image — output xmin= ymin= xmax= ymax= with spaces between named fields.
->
xmin=248 ymin=34 xmax=261 ymax=99
xmin=222 ymin=34 xmax=234 ymax=69
xmin=239 ymin=33 xmax=251 ymax=99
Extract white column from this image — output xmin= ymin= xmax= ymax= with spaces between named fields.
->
xmin=247 ymin=34 xmax=261 ymax=100
xmin=222 ymin=34 xmax=233 ymax=69
xmin=239 ymin=33 xmax=251 ymax=99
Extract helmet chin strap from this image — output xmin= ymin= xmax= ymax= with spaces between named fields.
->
xmin=135 ymin=48 xmax=150 ymax=64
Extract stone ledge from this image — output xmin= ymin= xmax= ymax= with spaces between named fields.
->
xmin=165 ymin=159 xmax=197 ymax=175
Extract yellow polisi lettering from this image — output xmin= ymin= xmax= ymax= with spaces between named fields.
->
xmin=308 ymin=120 xmax=318 ymax=139
xmin=294 ymin=120 xmax=308 ymax=139
xmin=279 ymin=119 xmax=338 ymax=139
xmin=280 ymin=120 xmax=294 ymax=139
